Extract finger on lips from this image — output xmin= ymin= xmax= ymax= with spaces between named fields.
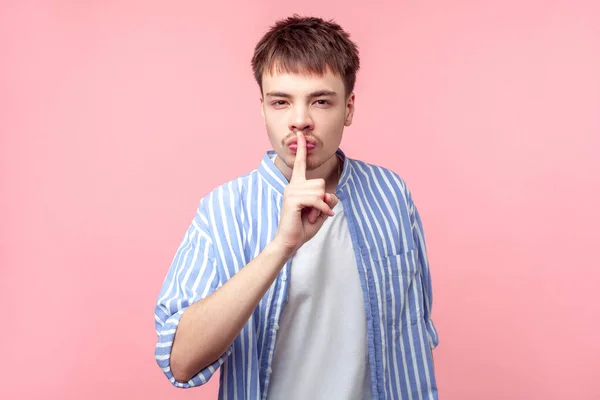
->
xmin=291 ymin=131 xmax=306 ymax=182
xmin=291 ymin=131 xmax=337 ymax=222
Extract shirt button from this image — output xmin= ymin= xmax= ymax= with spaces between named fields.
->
xmin=273 ymin=324 xmax=280 ymax=331
xmin=281 ymin=275 xmax=287 ymax=281
xmin=267 ymin=368 xmax=272 ymax=374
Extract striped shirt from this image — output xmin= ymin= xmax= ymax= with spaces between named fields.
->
xmin=154 ymin=149 xmax=439 ymax=399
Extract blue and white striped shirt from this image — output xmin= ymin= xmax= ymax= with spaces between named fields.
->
xmin=155 ymin=149 xmax=439 ymax=399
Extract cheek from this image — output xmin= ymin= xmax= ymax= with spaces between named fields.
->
xmin=321 ymin=106 xmax=346 ymax=121
xmin=263 ymin=115 xmax=287 ymax=146
xmin=317 ymin=111 xmax=346 ymax=132
xmin=264 ymin=111 xmax=285 ymax=128
xmin=263 ymin=114 xmax=276 ymax=132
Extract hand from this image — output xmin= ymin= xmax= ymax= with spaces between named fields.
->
xmin=273 ymin=131 xmax=339 ymax=255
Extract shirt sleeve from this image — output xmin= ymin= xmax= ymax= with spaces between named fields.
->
xmin=154 ymin=199 xmax=232 ymax=388
xmin=409 ymin=192 xmax=440 ymax=350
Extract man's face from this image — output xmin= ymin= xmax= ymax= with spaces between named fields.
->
xmin=260 ymin=69 xmax=355 ymax=172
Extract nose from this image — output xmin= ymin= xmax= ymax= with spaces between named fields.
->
xmin=288 ymin=105 xmax=314 ymax=133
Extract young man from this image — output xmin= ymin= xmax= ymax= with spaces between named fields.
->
xmin=154 ymin=15 xmax=439 ymax=400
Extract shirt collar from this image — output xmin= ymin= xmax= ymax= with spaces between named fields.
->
xmin=257 ymin=148 xmax=351 ymax=196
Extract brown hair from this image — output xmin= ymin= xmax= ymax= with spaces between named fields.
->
xmin=251 ymin=15 xmax=360 ymax=96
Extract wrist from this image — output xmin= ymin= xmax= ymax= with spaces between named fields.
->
xmin=268 ymin=236 xmax=297 ymax=260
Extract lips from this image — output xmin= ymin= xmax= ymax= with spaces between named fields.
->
xmin=287 ymin=137 xmax=317 ymax=152
xmin=288 ymin=142 xmax=316 ymax=151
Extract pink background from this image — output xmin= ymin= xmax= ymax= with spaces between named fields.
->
xmin=1 ymin=1 xmax=599 ymax=399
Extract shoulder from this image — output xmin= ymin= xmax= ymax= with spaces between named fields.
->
xmin=195 ymin=170 xmax=259 ymax=220
xmin=345 ymin=157 xmax=412 ymax=205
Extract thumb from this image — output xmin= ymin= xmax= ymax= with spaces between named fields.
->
xmin=325 ymin=193 xmax=339 ymax=209
xmin=313 ymin=193 xmax=338 ymax=226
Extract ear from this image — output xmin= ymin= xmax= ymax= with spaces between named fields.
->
xmin=344 ymin=92 xmax=355 ymax=127
xmin=260 ymin=96 xmax=265 ymax=120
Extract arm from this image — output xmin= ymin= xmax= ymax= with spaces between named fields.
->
xmin=169 ymin=238 xmax=292 ymax=383
xmin=155 ymin=132 xmax=338 ymax=387
xmin=409 ymin=193 xmax=440 ymax=351
xmin=154 ymin=202 xmax=295 ymax=387
xmin=154 ymin=201 xmax=224 ymax=388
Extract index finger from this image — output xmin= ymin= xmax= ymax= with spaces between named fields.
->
xmin=291 ymin=131 xmax=306 ymax=182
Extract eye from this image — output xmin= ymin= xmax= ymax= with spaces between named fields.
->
xmin=271 ymin=100 xmax=288 ymax=107
xmin=314 ymin=99 xmax=332 ymax=106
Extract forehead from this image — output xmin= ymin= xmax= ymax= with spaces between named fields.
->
xmin=262 ymin=69 xmax=344 ymax=95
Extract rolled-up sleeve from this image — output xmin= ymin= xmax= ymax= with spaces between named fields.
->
xmin=409 ymin=193 xmax=440 ymax=350
xmin=154 ymin=200 xmax=231 ymax=388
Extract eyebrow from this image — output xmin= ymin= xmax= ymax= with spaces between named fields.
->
xmin=265 ymin=90 xmax=338 ymax=98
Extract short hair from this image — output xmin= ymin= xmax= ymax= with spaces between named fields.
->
xmin=251 ymin=15 xmax=360 ymax=96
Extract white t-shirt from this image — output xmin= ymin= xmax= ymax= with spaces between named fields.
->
xmin=267 ymin=195 xmax=373 ymax=399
